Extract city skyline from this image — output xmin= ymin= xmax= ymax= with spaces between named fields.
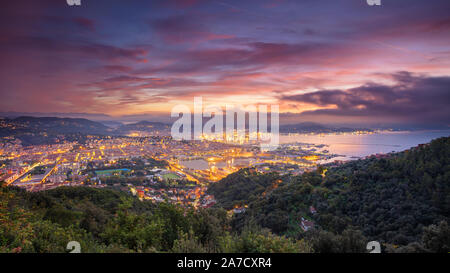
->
xmin=1 ymin=0 xmax=449 ymax=127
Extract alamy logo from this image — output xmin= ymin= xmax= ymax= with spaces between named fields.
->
xmin=66 ymin=0 xmax=81 ymax=6
xmin=366 ymin=241 xmax=381 ymax=253
xmin=67 ymin=241 xmax=81 ymax=253
xmin=367 ymin=0 xmax=381 ymax=6
xmin=170 ymin=97 xmax=279 ymax=151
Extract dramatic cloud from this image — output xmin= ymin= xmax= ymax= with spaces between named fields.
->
xmin=280 ymin=72 xmax=450 ymax=126
xmin=0 ymin=0 xmax=449 ymax=126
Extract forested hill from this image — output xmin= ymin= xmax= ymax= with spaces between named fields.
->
xmin=0 ymin=184 xmax=312 ymax=253
xmin=3 ymin=116 xmax=110 ymax=134
xmin=213 ymin=137 xmax=450 ymax=252
xmin=207 ymin=169 xmax=282 ymax=209
xmin=0 ymin=116 xmax=112 ymax=145
xmin=1 ymin=137 xmax=449 ymax=253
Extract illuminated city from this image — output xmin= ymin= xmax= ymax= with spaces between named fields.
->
xmin=1 ymin=128 xmax=357 ymax=208
xmin=0 ymin=0 xmax=449 ymax=257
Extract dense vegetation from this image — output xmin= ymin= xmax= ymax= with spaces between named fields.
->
xmin=1 ymin=137 xmax=449 ymax=253
xmin=225 ymin=137 xmax=450 ymax=252
xmin=0 ymin=184 xmax=309 ymax=253
xmin=207 ymin=169 xmax=282 ymax=209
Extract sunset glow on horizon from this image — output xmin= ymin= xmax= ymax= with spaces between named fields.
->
xmin=1 ymin=0 xmax=449 ymax=126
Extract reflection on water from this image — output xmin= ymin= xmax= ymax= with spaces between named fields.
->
xmin=280 ymin=130 xmax=450 ymax=160
xmin=179 ymin=130 xmax=450 ymax=170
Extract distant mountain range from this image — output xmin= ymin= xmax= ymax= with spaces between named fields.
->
xmin=0 ymin=111 xmax=170 ymax=124
xmin=0 ymin=117 xmax=171 ymax=144
xmin=0 ymin=116 xmax=113 ymax=145
xmin=14 ymin=116 xmax=111 ymax=134
xmin=2 ymin=116 xmax=446 ymax=146
xmin=0 ymin=117 xmax=384 ymax=142
xmin=279 ymin=122 xmax=372 ymax=133
xmin=1 ymin=112 xmax=448 ymax=131
xmin=0 ymin=112 xmax=112 ymax=121
xmin=0 ymin=116 xmax=111 ymax=135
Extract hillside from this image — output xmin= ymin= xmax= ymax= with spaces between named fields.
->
xmin=1 ymin=136 xmax=449 ymax=253
xmin=0 ymin=116 xmax=111 ymax=145
xmin=207 ymin=169 xmax=281 ymax=209
xmin=10 ymin=116 xmax=110 ymax=134
xmin=0 ymin=184 xmax=310 ymax=253
xmin=213 ymin=137 xmax=450 ymax=252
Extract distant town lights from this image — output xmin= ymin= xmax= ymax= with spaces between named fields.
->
xmin=170 ymin=97 xmax=280 ymax=151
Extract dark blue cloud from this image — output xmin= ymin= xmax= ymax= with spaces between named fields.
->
xmin=280 ymin=72 xmax=450 ymax=126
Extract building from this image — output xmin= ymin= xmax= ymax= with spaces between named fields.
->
xmin=300 ymin=217 xmax=315 ymax=232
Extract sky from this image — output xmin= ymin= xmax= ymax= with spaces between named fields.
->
xmin=0 ymin=0 xmax=449 ymax=127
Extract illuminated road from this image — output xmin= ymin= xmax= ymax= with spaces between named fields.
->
xmin=40 ymin=163 xmax=59 ymax=183
xmin=118 ymin=146 xmax=126 ymax=156
xmin=7 ymin=162 xmax=40 ymax=186
xmin=29 ymin=160 xmax=61 ymax=192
